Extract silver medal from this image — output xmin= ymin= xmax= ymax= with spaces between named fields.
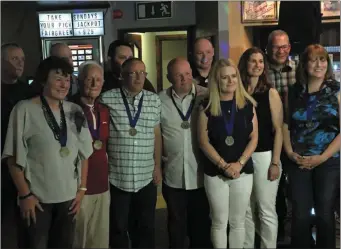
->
xmin=225 ymin=136 xmax=234 ymax=146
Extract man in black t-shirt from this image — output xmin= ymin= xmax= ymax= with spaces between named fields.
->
xmin=191 ymin=38 xmax=215 ymax=88
xmin=103 ymin=40 xmax=156 ymax=93
xmin=1 ymin=43 xmax=33 ymax=248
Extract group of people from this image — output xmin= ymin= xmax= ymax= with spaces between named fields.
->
xmin=1 ymin=29 xmax=339 ymax=249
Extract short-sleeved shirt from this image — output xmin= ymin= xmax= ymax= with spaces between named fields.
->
xmin=201 ymin=99 xmax=255 ymax=177
xmin=286 ymin=79 xmax=340 ymax=158
xmin=1 ymin=99 xmax=94 ymax=203
xmin=99 ymin=88 xmax=161 ymax=192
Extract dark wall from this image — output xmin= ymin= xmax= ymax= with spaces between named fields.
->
xmin=1 ymin=1 xmax=42 ymax=77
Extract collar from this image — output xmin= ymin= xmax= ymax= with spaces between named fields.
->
xmin=171 ymin=84 xmax=196 ymax=99
xmin=268 ymin=58 xmax=296 ymax=72
xmin=122 ymin=87 xmax=143 ymax=100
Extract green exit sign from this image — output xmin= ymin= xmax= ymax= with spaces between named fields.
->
xmin=136 ymin=1 xmax=173 ymax=20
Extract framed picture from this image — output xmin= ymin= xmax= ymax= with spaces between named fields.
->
xmin=321 ymin=1 xmax=340 ymax=19
xmin=241 ymin=1 xmax=278 ymax=23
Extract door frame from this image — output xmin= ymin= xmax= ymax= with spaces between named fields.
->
xmin=155 ymin=34 xmax=187 ymax=92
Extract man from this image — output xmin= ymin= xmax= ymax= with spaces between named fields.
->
xmin=103 ymin=40 xmax=156 ymax=93
xmin=100 ymin=58 xmax=162 ymax=248
xmin=50 ymin=43 xmax=79 ymax=98
xmin=266 ymin=29 xmax=296 ymax=243
xmin=159 ymin=57 xmax=210 ymax=248
xmin=70 ymin=61 xmax=110 ymax=248
xmin=1 ymin=43 xmax=32 ymax=248
xmin=191 ymin=38 xmax=215 ymax=88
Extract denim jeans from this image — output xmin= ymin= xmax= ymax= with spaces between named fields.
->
xmin=287 ymin=157 xmax=340 ymax=248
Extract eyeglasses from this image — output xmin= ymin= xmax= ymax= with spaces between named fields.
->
xmin=126 ymin=71 xmax=148 ymax=78
xmin=272 ymin=44 xmax=290 ymax=51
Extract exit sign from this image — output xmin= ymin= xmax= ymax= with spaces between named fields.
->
xmin=136 ymin=1 xmax=172 ymax=20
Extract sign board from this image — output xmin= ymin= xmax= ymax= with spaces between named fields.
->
xmin=39 ymin=13 xmax=73 ymax=37
xmin=73 ymin=11 xmax=104 ymax=36
xmin=136 ymin=1 xmax=172 ymax=20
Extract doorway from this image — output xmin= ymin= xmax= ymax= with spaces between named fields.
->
xmin=118 ymin=26 xmax=195 ymax=92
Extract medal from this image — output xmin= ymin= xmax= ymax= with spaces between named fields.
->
xmin=306 ymin=121 xmax=314 ymax=128
xmin=120 ymin=88 xmax=144 ymax=137
xmin=40 ymin=95 xmax=68 ymax=156
xmin=225 ymin=136 xmax=234 ymax=146
xmin=222 ymin=98 xmax=236 ymax=147
xmin=181 ymin=121 xmax=190 ymax=129
xmin=93 ymin=140 xmax=103 ymax=150
xmin=60 ymin=146 xmax=70 ymax=157
xmin=170 ymin=88 xmax=196 ymax=130
xmin=129 ymin=128 xmax=137 ymax=136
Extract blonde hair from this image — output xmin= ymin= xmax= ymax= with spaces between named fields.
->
xmin=206 ymin=58 xmax=257 ymax=116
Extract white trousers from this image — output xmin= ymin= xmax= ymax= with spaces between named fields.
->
xmin=244 ymin=151 xmax=281 ymax=248
xmin=205 ymin=173 xmax=253 ymax=249
xmin=73 ymin=191 xmax=110 ymax=248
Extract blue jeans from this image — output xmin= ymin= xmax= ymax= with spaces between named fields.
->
xmin=288 ymin=158 xmax=340 ymax=248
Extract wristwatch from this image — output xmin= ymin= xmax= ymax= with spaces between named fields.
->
xmin=238 ymin=155 xmax=248 ymax=167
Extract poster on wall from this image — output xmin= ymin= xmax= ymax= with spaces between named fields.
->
xmin=321 ymin=1 xmax=340 ymax=19
xmin=241 ymin=1 xmax=278 ymax=23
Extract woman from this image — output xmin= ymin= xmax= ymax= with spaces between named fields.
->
xmin=71 ymin=61 xmax=110 ymax=248
xmin=238 ymin=47 xmax=283 ymax=248
xmin=283 ymin=44 xmax=340 ymax=248
xmin=1 ymin=56 xmax=93 ymax=248
xmin=198 ymin=58 xmax=258 ymax=248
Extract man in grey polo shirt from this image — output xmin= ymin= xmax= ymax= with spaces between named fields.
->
xmin=99 ymin=57 xmax=162 ymax=248
xmin=159 ymin=57 xmax=211 ymax=248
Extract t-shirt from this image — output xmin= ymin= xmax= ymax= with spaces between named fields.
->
xmin=2 ymin=99 xmax=94 ymax=203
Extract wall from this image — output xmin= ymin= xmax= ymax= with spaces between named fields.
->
xmin=138 ymin=31 xmax=187 ymax=89
xmin=1 ymin=2 xmax=41 ymax=77
xmin=227 ymin=1 xmax=253 ymax=63
xmin=162 ymin=40 xmax=188 ymax=90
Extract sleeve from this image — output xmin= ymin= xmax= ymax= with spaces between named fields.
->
xmin=154 ymin=95 xmax=161 ymax=126
xmin=1 ymin=102 xmax=28 ymax=169
xmin=76 ymin=109 xmax=94 ymax=161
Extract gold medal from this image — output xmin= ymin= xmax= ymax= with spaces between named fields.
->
xmin=59 ymin=147 xmax=70 ymax=157
xmin=93 ymin=140 xmax=103 ymax=150
xmin=129 ymin=128 xmax=137 ymax=136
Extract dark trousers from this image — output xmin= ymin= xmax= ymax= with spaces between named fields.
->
xmin=162 ymin=183 xmax=212 ymax=248
xmin=288 ymin=158 xmax=340 ymax=248
xmin=17 ymin=200 xmax=76 ymax=249
xmin=109 ymin=181 xmax=157 ymax=248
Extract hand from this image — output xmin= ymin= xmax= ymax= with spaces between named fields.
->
xmin=69 ymin=190 xmax=85 ymax=217
xmin=223 ymin=162 xmax=241 ymax=179
xmin=19 ymin=195 xmax=44 ymax=227
xmin=153 ymin=167 xmax=162 ymax=185
xmin=298 ymin=155 xmax=327 ymax=170
xmin=288 ymin=151 xmax=303 ymax=164
xmin=268 ymin=164 xmax=280 ymax=181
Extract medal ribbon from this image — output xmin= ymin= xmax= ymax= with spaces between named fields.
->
xmin=305 ymin=83 xmax=319 ymax=123
xmin=87 ymin=107 xmax=101 ymax=140
xmin=40 ymin=95 xmax=67 ymax=147
xmin=120 ymin=88 xmax=144 ymax=128
xmin=221 ymin=98 xmax=236 ymax=137
xmin=170 ymin=91 xmax=197 ymax=122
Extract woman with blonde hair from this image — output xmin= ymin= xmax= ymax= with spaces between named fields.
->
xmin=283 ymin=44 xmax=340 ymax=248
xmin=198 ymin=58 xmax=258 ymax=248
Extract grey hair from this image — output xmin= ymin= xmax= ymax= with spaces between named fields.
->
xmin=1 ymin=43 xmax=22 ymax=59
xmin=267 ymin=30 xmax=290 ymax=47
xmin=78 ymin=60 xmax=103 ymax=82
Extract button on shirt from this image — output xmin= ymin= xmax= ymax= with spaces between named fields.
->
xmin=159 ymin=84 xmax=206 ymax=190
xmin=99 ymin=88 xmax=161 ymax=193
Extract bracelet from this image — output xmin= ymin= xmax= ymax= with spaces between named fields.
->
xmin=19 ymin=192 xmax=34 ymax=200
xmin=217 ymin=157 xmax=225 ymax=168
xmin=78 ymin=187 xmax=87 ymax=192
xmin=271 ymin=162 xmax=279 ymax=167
